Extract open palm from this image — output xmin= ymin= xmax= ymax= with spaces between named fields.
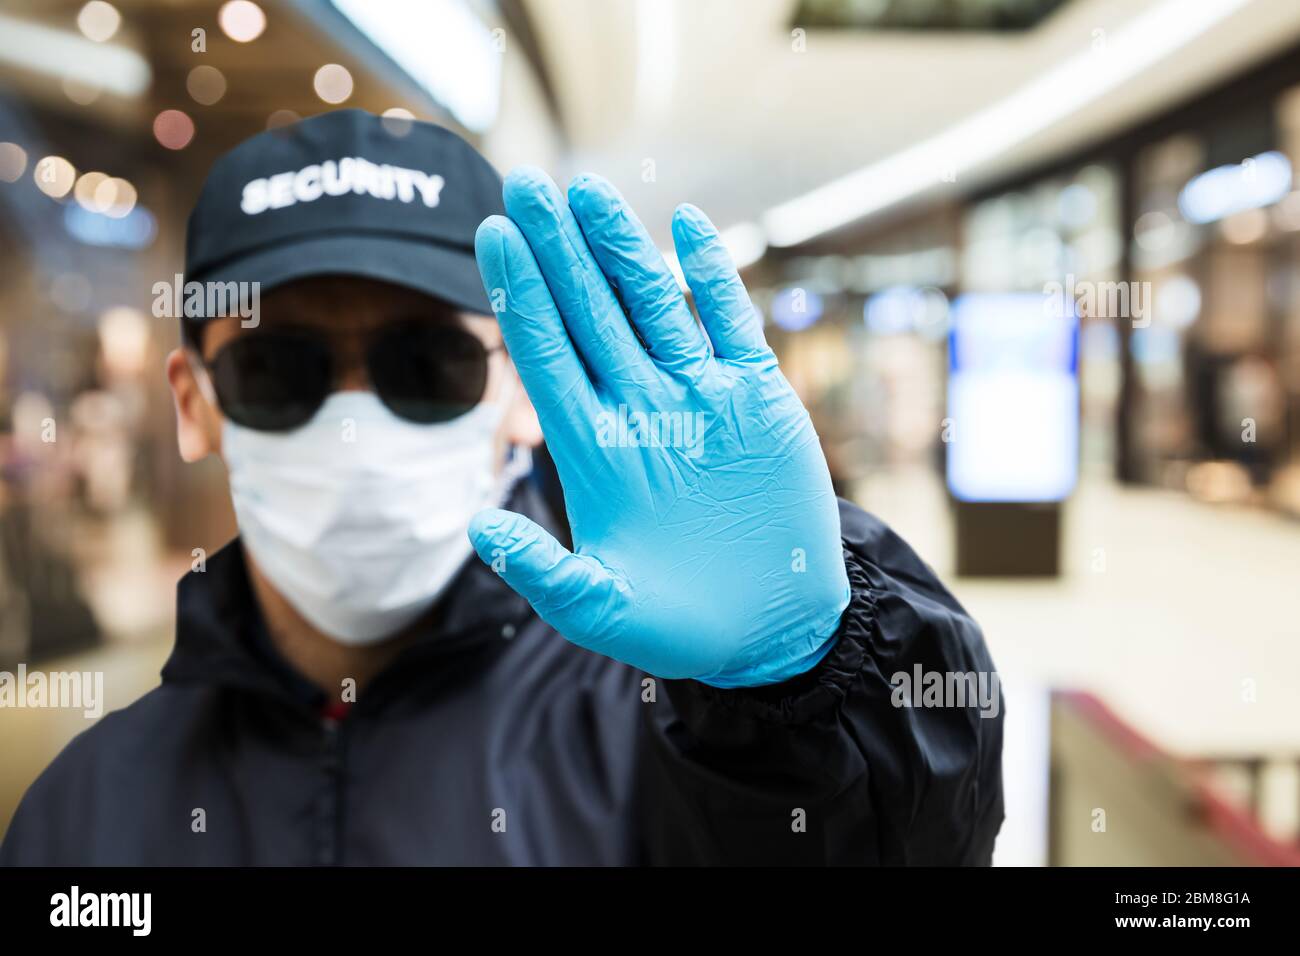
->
xmin=471 ymin=168 xmax=849 ymax=687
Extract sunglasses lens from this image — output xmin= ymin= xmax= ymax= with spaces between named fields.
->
xmin=210 ymin=334 xmax=331 ymax=432
xmin=369 ymin=324 xmax=489 ymax=424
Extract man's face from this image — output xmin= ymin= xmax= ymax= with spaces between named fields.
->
xmin=165 ymin=274 xmax=541 ymax=466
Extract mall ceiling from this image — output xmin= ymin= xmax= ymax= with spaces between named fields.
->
xmin=4 ymin=0 xmax=1300 ymax=250
xmin=524 ymin=0 xmax=1300 ymax=245
xmin=0 ymin=0 xmax=422 ymax=158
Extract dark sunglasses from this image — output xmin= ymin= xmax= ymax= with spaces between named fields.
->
xmin=201 ymin=321 xmax=504 ymax=432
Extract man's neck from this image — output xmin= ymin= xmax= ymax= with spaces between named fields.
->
xmin=244 ymin=548 xmax=422 ymax=703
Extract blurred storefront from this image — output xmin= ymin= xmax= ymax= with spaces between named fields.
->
xmin=755 ymin=38 xmax=1300 ymax=524
xmin=755 ymin=204 xmax=961 ymax=498
xmin=1126 ymin=81 xmax=1300 ymax=514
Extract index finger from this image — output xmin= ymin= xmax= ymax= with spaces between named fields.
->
xmin=502 ymin=166 xmax=657 ymax=392
xmin=475 ymin=215 xmax=599 ymax=430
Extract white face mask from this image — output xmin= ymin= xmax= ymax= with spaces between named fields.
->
xmin=220 ymin=380 xmax=526 ymax=645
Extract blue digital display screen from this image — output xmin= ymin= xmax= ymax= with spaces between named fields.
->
xmin=946 ymin=292 xmax=1079 ymax=502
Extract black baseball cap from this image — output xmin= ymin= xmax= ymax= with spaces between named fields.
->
xmin=183 ymin=108 xmax=505 ymax=318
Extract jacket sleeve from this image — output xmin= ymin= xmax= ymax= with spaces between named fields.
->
xmin=639 ymin=499 xmax=1005 ymax=865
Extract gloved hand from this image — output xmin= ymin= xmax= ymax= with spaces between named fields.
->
xmin=471 ymin=168 xmax=850 ymax=688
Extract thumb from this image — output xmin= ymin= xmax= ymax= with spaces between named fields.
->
xmin=468 ymin=508 xmax=622 ymax=648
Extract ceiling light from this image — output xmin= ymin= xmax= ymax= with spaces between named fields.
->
xmin=186 ymin=65 xmax=227 ymax=106
xmin=1178 ymin=151 xmax=1292 ymax=224
xmin=34 ymin=156 xmax=76 ymax=198
xmin=0 ymin=142 xmax=29 ymax=183
xmin=219 ymin=1 xmax=266 ymax=43
xmin=330 ymin=0 xmax=501 ymax=132
xmin=0 ymin=11 xmax=150 ymax=97
xmin=74 ymin=170 xmax=109 ymax=210
xmin=267 ymin=109 xmax=301 ymax=130
xmin=153 ymin=110 xmax=195 ymax=150
xmin=313 ymin=64 xmax=353 ymax=104
xmin=77 ymin=1 xmax=121 ymax=43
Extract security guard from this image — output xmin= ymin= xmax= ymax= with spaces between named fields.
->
xmin=1 ymin=110 xmax=1003 ymax=865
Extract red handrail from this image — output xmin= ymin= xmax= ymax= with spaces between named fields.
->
xmin=1055 ymin=690 xmax=1300 ymax=867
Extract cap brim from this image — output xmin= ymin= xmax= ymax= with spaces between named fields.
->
xmin=191 ymin=233 xmax=494 ymax=317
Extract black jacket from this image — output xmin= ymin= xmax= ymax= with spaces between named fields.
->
xmin=0 ymin=481 xmax=1004 ymax=865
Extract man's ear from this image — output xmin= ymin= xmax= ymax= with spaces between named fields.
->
xmin=502 ymin=363 xmax=543 ymax=449
xmin=165 ymin=348 xmax=221 ymax=462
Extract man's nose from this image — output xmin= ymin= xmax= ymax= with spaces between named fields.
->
xmin=333 ymin=343 xmax=370 ymax=392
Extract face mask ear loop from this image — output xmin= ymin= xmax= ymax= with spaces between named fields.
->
xmin=185 ymin=348 xmax=219 ymax=409
xmin=492 ymin=361 xmax=517 ymax=413
xmin=490 ymin=364 xmax=533 ymax=494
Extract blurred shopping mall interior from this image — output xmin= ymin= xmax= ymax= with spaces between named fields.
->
xmin=1 ymin=0 xmax=1300 ymax=865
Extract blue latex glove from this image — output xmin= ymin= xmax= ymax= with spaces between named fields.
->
xmin=471 ymin=168 xmax=850 ymax=687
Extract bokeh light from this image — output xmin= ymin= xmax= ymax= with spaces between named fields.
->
xmin=266 ymin=109 xmax=301 ymax=130
xmin=219 ymin=1 xmax=267 ymax=43
xmin=64 ymin=203 xmax=157 ymax=249
xmin=1220 ymin=207 xmax=1269 ymax=244
xmin=98 ymin=177 xmax=137 ymax=218
xmin=153 ymin=110 xmax=195 ymax=150
xmin=0 ymin=142 xmax=27 ymax=183
xmin=381 ymin=107 xmax=416 ymax=137
xmin=186 ymin=66 xmax=227 ymax=106
xmin=74 ymin=171 xmax=109 ymax=211
xmin=76 ymin=1 xmax=121 ymax=43
xmin=61 ymin=78 xmax=101 ymax=106
xmin=313 ymin=64 xmax=353 ymax=104
xmin=97 ymin=306 xmax=151 ymax=377
xmin=33 ymin=156 xmax=76 ymax=198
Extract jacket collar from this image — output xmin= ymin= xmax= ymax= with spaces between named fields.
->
xmin=162 ymin=478 xmax=551 ymax=712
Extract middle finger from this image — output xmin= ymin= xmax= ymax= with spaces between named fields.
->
xmin=502 ymin=166 xmax=656 ymax=394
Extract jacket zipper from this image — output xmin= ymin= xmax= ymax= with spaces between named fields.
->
xmin=317 ymin=715 xmax=348 ymax=865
